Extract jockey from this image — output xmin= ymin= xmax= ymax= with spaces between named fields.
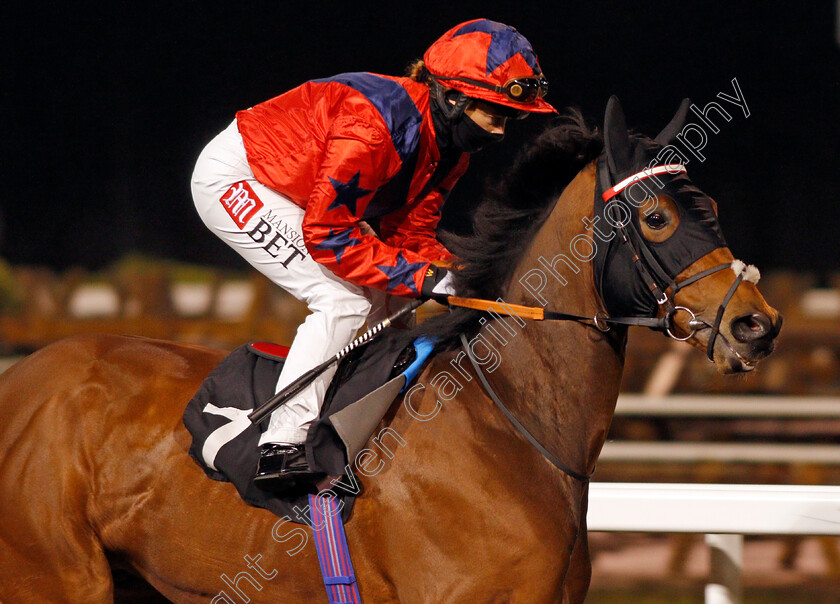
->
xmin=191 ymin=18 xmax=556 ymax=495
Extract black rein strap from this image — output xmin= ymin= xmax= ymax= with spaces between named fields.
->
xmin=459 ymin=333 xmax=594 ymax=483
xmin=450 ymin=260 xmax=740 ymax=482
xmin=448 ymin=155 xmax=751 ymax=479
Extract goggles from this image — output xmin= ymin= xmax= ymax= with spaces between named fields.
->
xmin=432 ymin=73 xmax=549 ymax=104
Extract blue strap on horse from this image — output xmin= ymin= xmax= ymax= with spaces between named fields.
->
xmin=305 ymin=338 xmax=437 ymax=604
xmin=309 ymin=493 xmax=362 ymax=604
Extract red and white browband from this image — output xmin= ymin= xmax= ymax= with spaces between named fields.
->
xmin=602 ymin=164 xmax=687 ymax=202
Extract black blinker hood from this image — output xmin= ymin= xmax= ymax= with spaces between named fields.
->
xmin=591 ymin=96 xmax=728 ymax=319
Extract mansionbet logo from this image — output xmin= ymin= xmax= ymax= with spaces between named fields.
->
xmin=219 ymin=181 xmax=263 ymax=229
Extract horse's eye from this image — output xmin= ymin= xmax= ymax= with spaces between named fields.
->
xmin=645 ymin=212 xmax=667 ymax=230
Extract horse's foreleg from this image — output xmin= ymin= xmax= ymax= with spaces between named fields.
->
xmin=0 ymin=406 xmax=114 ymax=600
xmin=0 ymin=525 xmax=113 ymax=603
xmin=561 ymin=484 xmax=592 ymax=604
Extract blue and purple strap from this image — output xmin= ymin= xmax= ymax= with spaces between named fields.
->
xmin=309 ymin=493 xmax=362 ymax=604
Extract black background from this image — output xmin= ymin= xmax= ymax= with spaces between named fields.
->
xmin=3 ymin=2 xmax=838 ymax=277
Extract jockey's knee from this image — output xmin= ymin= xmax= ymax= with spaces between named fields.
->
xmin=307 ymin=286 xmax=372 ymax=326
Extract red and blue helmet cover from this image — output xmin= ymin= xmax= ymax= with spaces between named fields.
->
xmin=423 ymin=18 xmax=557 ymax=114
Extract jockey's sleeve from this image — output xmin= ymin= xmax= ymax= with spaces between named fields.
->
xmin=301 ymin=135 xmax=432 ymax=297
xmin=379 ymin=154 xmax=470 ymax=262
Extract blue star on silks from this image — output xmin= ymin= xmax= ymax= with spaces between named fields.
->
xmin=376 ymin=252 xmax=427 ymax=294
xmin=327 ymin=171 xmax=373 ymax=216
xmin=453 ymin=19 xmax=539 ymax=75
xmin=313 ymin=228 xmax=362 ymax=264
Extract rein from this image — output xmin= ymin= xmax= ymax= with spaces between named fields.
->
xmin=458 ymin=332 xmax=594 ymax=483
xmin=447 ymin=255 xmax=736 ymax=342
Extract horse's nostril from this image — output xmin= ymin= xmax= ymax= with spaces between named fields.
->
xmin=731 ymin=312 xmax=772 ymax=342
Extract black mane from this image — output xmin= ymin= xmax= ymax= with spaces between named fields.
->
xmin=416 ymin=110 xmax=604 ymax=348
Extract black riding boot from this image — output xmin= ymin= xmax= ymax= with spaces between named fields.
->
xmin=253 ymin=443 xmax=317 ymax=496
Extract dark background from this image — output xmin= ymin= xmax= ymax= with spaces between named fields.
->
xmin=3 ymin=2 xmax=838 ymax=277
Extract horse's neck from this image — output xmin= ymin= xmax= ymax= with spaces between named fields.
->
xmin=507 ymin=162 xmax=603 ymax=312
xmin=356 ymin=164 xmax=625 ymax=571
xmin=475 ymin=162 xmax=625 ymax=475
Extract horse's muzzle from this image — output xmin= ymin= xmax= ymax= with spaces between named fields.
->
xmin=731 ymin=311 xmax=783 ymax=359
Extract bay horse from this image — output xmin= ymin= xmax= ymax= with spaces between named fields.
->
xmin=0 ymin=98 xmax=780 ymax=603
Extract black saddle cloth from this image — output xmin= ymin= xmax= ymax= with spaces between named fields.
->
xmin=182 ymin=327 xmax=416 ymax=523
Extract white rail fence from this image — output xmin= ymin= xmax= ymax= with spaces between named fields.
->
xmin=603 ymin=393 xmax=840 ymax=465
xmin=591 ymin=394 xmax=840 ymax=604
xmin=614 ymin=393 xmax=840 ymax=418
xmin=587 ymin=483 xmax=840 ymax=604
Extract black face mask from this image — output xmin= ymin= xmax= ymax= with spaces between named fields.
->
xmin=430 ymin=97 xmax=457 ymax=157
xmin=451 ymin=113 xmax=504 ymax=153
xmin=592 ymin=97 xmax=728 ymax=319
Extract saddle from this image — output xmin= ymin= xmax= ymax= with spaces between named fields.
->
xmin=182 ymin=327 xmax=433 ymax=523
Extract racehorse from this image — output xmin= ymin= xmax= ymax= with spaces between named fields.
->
xmin=0 ymin=98 xmax=780 ymax=603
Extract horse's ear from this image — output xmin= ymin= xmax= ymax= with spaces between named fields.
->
xmin=604 ymin=95 xmax=631 ymax=174
xmin=654 ymin=98 xmax=691 ymax=146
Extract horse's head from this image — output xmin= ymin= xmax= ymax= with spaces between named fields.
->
xmin=593 ymin=96 xmax=781 ymax=373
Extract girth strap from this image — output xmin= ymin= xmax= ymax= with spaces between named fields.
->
xmin=309 ymin=493 xmax=362 ymax=604
xmin=459 ymin=333 xmax=593 ymax=483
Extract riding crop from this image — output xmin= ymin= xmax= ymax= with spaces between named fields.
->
xmin=248 ymin=298 xmax=424 ymax=424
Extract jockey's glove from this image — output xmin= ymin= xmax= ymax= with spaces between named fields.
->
xmin=420 ymin=265 xmax=456 ymax=303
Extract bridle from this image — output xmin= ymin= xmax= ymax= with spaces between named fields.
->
xmin=449 ymin=162 xmax=759 ymax=482
xmin=450 ymin=159 xmax=755 ymax=357
xmin=594 ymin=162 xmax=755 ymax=363
xmin=452 ymin=163 xmax=755 ymax=357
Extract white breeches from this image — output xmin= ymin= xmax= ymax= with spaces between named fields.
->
xmin=191 ymin=120 xmax=381 ymax=444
